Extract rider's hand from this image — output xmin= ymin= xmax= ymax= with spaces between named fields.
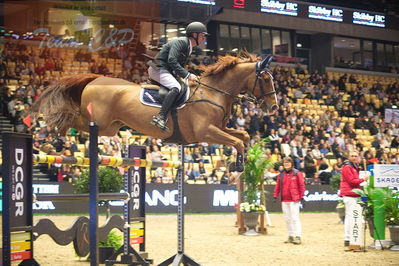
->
xmin=188 ymin=74 xmax=198 ymax=82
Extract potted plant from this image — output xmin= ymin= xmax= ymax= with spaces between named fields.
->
xmin=239 ymin=139 xmax=272 ymax=236
xmin=98 ymin=229 xmax=123 ymax=263
xmin=73 ymin=167 xmax=124 ymax=261
xmin=73 ymin=166 xmax=124 ymax=218
xmin=239 ymin=202 xmax=266 ymax=235
xmin=353 ymin=185 xmax=391 ymax=239
xmin=330 ymin=173 xmax=345 ymax=224
xmin=78 ymin=229 xmax=123 ymax=263
xmin=381 ymin=188 xmax=399 ymax=249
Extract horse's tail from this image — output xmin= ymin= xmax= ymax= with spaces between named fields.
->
xmin=31 ymin=74 xmax=100 ymax=134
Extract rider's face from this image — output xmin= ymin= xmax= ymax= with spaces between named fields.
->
xmin=196 ymin=33 xmax=207 ymax=47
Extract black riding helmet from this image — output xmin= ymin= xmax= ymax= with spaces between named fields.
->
xmin=185 ymin=22 xmax=208 ymax=46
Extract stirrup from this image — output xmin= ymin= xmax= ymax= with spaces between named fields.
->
xmin=151 ymin=115 xmax=169 ymax=132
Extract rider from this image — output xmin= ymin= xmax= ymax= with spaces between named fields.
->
xmin=148 ymin=21 xmax=208 ymax=131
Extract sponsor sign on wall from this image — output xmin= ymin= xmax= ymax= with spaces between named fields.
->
xmin=177 ymin=0 xmax=215 ymax=5
xmin=29 ymin=183 xmax=341 ymax=214
xmin=353 ymin=11 xmax=385 ymax=28
xmin=260 ymin=0 xmax=298 ymax=16
xmin=308 ymin=5 xmax=343 ymax=22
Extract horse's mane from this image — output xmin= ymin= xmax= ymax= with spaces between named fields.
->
xmin=199 ymin=50 xmax=258 ymax=77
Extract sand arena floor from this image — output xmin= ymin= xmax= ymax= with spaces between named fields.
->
xmin=4 ymin=213 xmax=398 ymax=265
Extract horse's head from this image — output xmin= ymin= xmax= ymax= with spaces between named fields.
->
xmin=198 ymin=51 xmax=278 ymax=114
xmin=248 ymin=55 xmax=278 ymax=115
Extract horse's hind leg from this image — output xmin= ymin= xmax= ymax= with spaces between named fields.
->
xmin=201 ymin=125 xmax=245 ymax=172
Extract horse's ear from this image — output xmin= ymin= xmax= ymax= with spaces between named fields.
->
xmin=261 ymin=55 xmax=273 ymax=70
xmin=256 ymin=55 xmax=273 ymax=74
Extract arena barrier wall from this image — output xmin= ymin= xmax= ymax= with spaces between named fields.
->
xmin=28 ymin=183 xmax=340 ymax=214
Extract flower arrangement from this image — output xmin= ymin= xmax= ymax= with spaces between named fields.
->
xmin=240 ymin=138 xmax=272 ymax=212
xmin=240 ymin=202 xmax=266 ymax=213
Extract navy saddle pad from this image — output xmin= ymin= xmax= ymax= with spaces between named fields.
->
xmin=139 ymin=87 xmax=189 ymax=109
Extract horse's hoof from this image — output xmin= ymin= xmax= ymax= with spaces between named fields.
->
xmin=228 ymin=163 xmax=244 ymax=172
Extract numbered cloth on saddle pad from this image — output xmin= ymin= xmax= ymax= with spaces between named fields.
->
xmin=139 ymin=85 xmax=190 ymax=109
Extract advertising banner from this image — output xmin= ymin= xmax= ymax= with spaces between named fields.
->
xmin=374 ymin=164 xmax=399 ymax=187
xmin=2 ymin=133 xmax=34 ymax=265
xmin=128 ymin=146 xmax=146 ymax=218
xmin=353 ymin=11 xmax=385 ymax=28
xmin=3 ymin=135 xmax=32 ymax=227
xmin=30 ymin=183 xmax=340 ymax=214
xmin=308 ymin=5 xmax=343 ymax=22
xmin=384 ymin=108 xmax=399 ymax=124
xmin=260 ymin=0 xmax=298 ymax=16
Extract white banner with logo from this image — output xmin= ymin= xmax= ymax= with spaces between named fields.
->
xmin=385 ymin=109 xmax=399 ymax=124
xmin=374 ymin=164 xmax=399 ymax=187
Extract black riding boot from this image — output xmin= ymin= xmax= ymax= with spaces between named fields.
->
xmin=151 ymin=87 xmax=180 ymax=131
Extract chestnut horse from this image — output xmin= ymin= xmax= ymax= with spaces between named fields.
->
xmin=32 ymin=52 xmax=278 ymax=171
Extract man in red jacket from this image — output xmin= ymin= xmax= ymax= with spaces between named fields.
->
xmin=339 ymin=150 xmax=368 ymax=247
xmin=273 ymin=157 xmax=306 ymax=244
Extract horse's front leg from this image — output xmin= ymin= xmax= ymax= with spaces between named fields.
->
xmin=201 ymin=125 xmax=245 ymax=172
xmin=223 ymin=128 xmax=250 ymax=170
xmin=222 ymin=128 xmax=250 ymax=147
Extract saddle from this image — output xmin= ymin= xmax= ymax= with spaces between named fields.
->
xmin=139 ymin=79 xmax=189 ymax=109
xmin=139 ymin=79 xmax=190 ymax=144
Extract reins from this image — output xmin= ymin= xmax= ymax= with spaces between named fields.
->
xmin=190 ymin=68 xmax=276 ymax=106
xmin=195 ymin=80 xmax=236 ymax=98
xmin=186 ymin=81 xmax=229 ymax=121
xmin=185 ymin=59 xmax=276 ymax=121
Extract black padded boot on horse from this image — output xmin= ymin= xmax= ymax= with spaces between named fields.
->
xmin=229 ymin=153 xmax=245 ymax=172
xmin=151 ymin=87 xmax=180 ymax=132
xmin=235 ymin=153 xmax=244 ymax=172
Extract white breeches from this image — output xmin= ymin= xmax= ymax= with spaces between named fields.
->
xmin=282 ymin=201 xmax=302 ymax=237
xmin=148 ymin=66 xmax=182 ymax=92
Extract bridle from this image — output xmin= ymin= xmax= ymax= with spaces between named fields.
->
xmin=248 ymin=55 xmax=277 ymax=106
xmin=192 ymin=56 xmax=276 ymax=105
xmin=186 ymin=55 xmax=276 ymax=121
xmin=247 ymin=69 xmax=276 ymax=106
